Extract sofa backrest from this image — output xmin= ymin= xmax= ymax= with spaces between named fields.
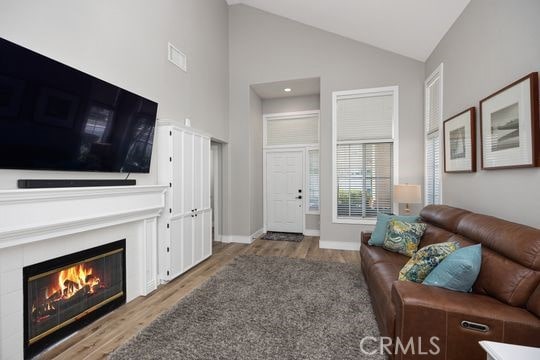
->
xmin=420 ymin=205 xmax=540 ymax=315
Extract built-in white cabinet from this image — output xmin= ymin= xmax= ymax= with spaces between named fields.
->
xmin=157 ymin=124 xmax=212 ymax=282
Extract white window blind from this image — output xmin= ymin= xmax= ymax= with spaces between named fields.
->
xmin=266 ymin=114 xmax=319 ymax=146
xmin=333 ymin=87 xmax=397 ymax=222
xmin=424 ymin=65 xmax=443 ymax=205
xmin=307 ymin=149 xmax=320 ymax=212
xmin=425 ymin=76 xmax=442 ymax=135
xmin=425 ymin=134 xmax=441 ymax=205
xmin=337 ymin=143 xmax=393 ymax=218
xmin=336 ymin=94 xmax=393 ymax=141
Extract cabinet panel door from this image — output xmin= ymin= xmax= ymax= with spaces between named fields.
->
xmin=169 ymin=217 xmax=183 ymax=278
xmin=181 ymin=216 xmax=194 ymax=272
xmin=182 ymin=133 xmax=194 ymax=214
xmin=202 ymin=138 xmax=211 ymax=210
xmin=171 ymin=129 xmax=183 ymax=215
xmin=193 ymin=213 xmax=203 ymax=264
xmin=193 ymin=135 xmax=202 ymax=211
xmin=202 ymin=210 xmax=212 ymax=259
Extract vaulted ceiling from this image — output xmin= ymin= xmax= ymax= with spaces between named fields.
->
xmin=226 ymin=0 xmax=470 ymax=61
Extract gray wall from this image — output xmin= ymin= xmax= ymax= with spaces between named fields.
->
xmin=262 ymin=95 xmax=322 ymax=231
xmin=249 ymin=89 xmax=264 ymax=234
xmin=262 ymin=94 xmax=320 ymax=114
xmin=228 ymin=4 xmax=425 ymax=245
xmin=426 ymin=0 xmax=540 ymax=228
xmin=0 ymin=0 xmax=229 ymax=189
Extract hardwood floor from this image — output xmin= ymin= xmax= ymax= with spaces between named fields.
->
xmin=38 ymin=236 xmax=360 ymax=359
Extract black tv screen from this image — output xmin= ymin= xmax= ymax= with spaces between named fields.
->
xmin=0 ymin=37 xmax=158 ymax=173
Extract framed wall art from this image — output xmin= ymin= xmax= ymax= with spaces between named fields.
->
xmin=480 ymin=72 xmax=539 ymax=169
xmin=444 ymin=107 xmax=476 ymax=172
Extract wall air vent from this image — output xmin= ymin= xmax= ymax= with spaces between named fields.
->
xmin=168 ymin=42 xmax=187 ymax=72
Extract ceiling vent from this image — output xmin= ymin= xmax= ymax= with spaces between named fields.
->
xmin=168 ymin=42 xmax=187 ymax=72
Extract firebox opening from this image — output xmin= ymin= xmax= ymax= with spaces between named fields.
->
xmin=23 ymin=239 xmax=126 ymax=359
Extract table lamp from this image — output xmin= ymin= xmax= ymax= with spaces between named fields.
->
xmin=394 ymin=184 xmax=421 ymax=214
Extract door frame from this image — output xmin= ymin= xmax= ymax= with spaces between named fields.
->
xmin=263 ymin=147 xmax=306 ymax=234
xmin=211 ymin=141 xmax=223 ymax=242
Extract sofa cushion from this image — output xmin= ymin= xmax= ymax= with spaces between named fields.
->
xmin=456 ymin=213 xmax=540 ymax=270
xmin=361 ymin=243 xmax=409 ymax=270
xmin=472 ymin=246 xmax=540 ymax=307
xmin=527 ymin=283 xmax=540 ymax=318
xmin=420 ymin=205 xmax=471 ymax=233
xmin=383 ymin=220 xmax=427 ymax=256
xmin=399 ymin=241 xmax=459 ymax=283
xmin=369 ymin=213 xmax=420 ymax=246
xmin=423 ymin=244 xmax=482 ymax=292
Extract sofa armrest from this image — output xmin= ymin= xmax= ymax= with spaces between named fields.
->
xmin=361 ymin=231 xmax=372 ymax=245
xmin=391 ymin=281 xmax=540 ymax=359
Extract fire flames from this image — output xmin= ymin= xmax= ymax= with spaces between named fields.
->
xmin=55 ymin=264 xmax=100 ymax=299
xmin=32 ymin=263 xmax=102 ymax=322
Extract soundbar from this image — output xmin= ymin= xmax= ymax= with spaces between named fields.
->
xmin=17 ymin=179 xmax=137 ymax=189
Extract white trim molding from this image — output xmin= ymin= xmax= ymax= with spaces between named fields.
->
xmin=319 ymin=240 xmax=360 ymax=251
xmin=303 ymin=229 xmax=320 ymax=236
xmin=0 ymin=185 xmax=167 ymax=248
xmin=222 ymin=228 xmax=264 ymax=244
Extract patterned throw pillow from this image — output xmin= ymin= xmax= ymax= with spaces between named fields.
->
xmin=382 ymin=219 xmax=427 ymax=257
xmin=399 ymin=242 xmax=460 ymax=283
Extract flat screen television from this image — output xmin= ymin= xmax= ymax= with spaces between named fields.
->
xmin=0 ymin=37 xmax=158 ymax=173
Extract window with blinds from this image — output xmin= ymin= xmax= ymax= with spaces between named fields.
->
xmin=307 ymin=149 xmax=320 ymax=213
xmin=424 ymin=65 xmax=443 ymax=205
xmin=425 ymin=134 xmax=441 ymax=205
xmin=265 ymin=114 xmax=319 ymax=146
xmin=333 ymin=87 xmax=397 ymax=222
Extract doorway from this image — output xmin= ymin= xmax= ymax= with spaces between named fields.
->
xmin=211 ymin=141 xmax=222 ymax=242
xmin=265 ymin=150 xmax=304 ymax=233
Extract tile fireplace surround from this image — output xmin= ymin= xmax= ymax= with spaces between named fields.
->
xmin=0 ymin=185 xmax=167 ymax=359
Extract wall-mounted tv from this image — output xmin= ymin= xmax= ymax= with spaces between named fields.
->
xmin=0 ymin=37 xmax=158 ymax=173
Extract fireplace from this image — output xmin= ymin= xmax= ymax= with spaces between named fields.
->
xmin=23 ymin=240 xmax=126 ymax=358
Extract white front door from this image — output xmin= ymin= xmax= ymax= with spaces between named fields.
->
xmin=266 ymin=151 xmax=303 ymax=233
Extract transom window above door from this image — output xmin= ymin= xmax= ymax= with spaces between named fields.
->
xmin=332 ymin=86 xmax=399 ymax=224
xmin=264 ymin=111 xmax=319 ymax=147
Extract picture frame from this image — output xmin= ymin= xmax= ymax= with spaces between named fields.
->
xmin=480 ymin=72 xmax=539 ymax=169
xmin=443 ymin=107 xmax=476 ymax=173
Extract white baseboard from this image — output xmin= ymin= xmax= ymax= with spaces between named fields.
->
xmin=221 ymin=235 xmax=252 ymax=244
xmin=319 ymin=240 xmax=360 ymax=251
xmin=303 ymin=229 xmax=320 ymax=236
xmin=221 ymin=228 xmax=263 ymax=244
xmin=251 ymin=228 xmax=265 ymax=240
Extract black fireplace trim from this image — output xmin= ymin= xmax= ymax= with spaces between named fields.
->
xmin=23 ymin=239 xmax=127 ymax=359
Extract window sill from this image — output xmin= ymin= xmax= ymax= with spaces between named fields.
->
xmin=333 ymin=218 xmax=377 ymax=225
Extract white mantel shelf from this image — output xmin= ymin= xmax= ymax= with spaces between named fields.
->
xmin=0 ymin=185 xmax=167 ymax=249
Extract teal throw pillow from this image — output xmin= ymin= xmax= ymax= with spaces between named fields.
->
xmin=423 ymin=244 xmax=482 ymax=292
xmin=382 ymin=219 xmax=427 ymax=257
xmin=399 ymin=241 xmax=459 ymax=282
xmin=369 ymin=213 xmax=420 ymax=246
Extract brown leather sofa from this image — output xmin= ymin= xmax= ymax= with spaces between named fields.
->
xmin=360 ymin=205 xmax=540 ymax=359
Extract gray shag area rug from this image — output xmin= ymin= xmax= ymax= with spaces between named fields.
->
xmin=110 ymin=255 xmax=383 ymax=360
xmin=262 ymin=231 xmax=304 ymax=242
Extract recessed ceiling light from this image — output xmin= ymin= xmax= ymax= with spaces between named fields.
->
xmin=284 ymin=88 xmax=292 ymax=92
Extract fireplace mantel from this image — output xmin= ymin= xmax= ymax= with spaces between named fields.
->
xmin=0 ymin=185 xmax=167 ymax=249
xmin=0 ymin=185 xmax=167 ymax=359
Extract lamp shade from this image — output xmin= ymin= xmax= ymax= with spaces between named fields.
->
xmin=394 ymin=184 xmax=421 ymax=204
